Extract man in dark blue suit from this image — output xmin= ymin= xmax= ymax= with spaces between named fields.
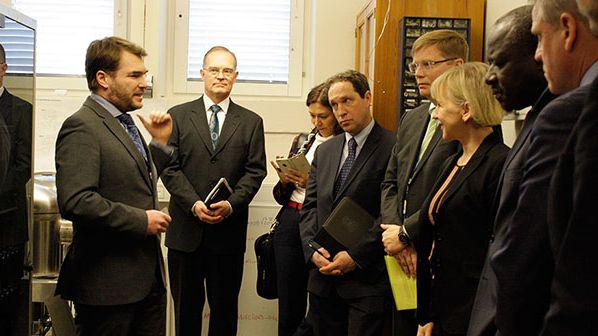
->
xmin=540 ymin=0 xmax=598 ymax=334
xmin=488 ymin=1 xmax=598 ymax=335
xmin=299 ymin=70 xmax=395 ymax=336
xmin=467 ymin=6 xmax=555 ymax=336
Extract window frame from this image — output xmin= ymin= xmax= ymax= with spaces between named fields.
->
xmin=26 ymin=0 xmax=128 ymax=94
xmin=172 ymin=0 xmax=304 ymax=97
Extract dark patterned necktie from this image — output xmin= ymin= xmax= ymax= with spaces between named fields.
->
xmin=117 ymin=113 xmax=147 ymax=161
xmin=334 ymin=137 xmax=357 ymax=196
xmin=209 ymin=104 xmax=221 ymax=149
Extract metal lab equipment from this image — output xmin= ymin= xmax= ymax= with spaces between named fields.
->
xmin=33 ymin=172 xmax=71 ymax=277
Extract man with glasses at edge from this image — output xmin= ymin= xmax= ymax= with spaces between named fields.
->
xmin=380 ymin=30 xmax=466 ymax=335
xmin=161 ymin=46 xmax=266 ymax=336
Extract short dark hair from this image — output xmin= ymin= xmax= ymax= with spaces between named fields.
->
xmin=85 ymin=36 xmax=147 ymax=92
xmin=497 ymin=5 xmax=537 ymax=56
xmin=326 ymin=70 xmax=370 ymax=98
xmin=203 ymin=46 xmax=237 ymax=68
xmin=0 ymin=43 xmax=5 ymax=64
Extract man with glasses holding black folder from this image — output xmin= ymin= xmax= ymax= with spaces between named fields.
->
xmin=161 ymin=46 xmax=266 ymax=336
xmin=379 ymin=30 xmax=466 ymax=335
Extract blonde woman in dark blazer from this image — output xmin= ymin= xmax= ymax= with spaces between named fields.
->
xmin=414 ymin=62 xmax=509 ymax=336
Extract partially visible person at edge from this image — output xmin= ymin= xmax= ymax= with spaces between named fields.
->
xmin=270 ymin=82 xmax=343 ymax=336
xmin=467 ymin=5 xmax=555 ymax=336
xmin=415 ymin=62 xmax=508 ymax=336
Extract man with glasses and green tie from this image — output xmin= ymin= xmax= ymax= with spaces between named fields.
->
xmin=379 ymin=30 xmax=467 ymax=336
xmin=161 ymin=46 xmax=266 ymax=336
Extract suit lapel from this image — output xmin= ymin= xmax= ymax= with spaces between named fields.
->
xmin=439 ymin=132 xmax=500 ymax=207
xmin=214 ymin=101 xmax=241 ymax=156
xmin=412 ymin=126 xmax=442 ymax=176
xmin=334 ymin=124 xmax=382 ymax=202
xmin=188 ymin=98 xmax=215 ymax=155
xmin=325 ymin=135 xmax=345 ymax=203
xmin=84 ymin=97 xmax=153 ymax=190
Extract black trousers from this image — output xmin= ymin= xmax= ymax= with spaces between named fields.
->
xmin=392 ymin=309 xmax=418 ymax=335
xmin=274 ymin=205 xmax=309 ymax=336
xmin=74 ymin=280 xmax=166 ymax=336
xmin=0 ymin=244 xmax=25 ymax=336
xmin=168 ymin=248 xmax=244 ymax=336
xmin=307 ymin=289 xmax=388 ymax=336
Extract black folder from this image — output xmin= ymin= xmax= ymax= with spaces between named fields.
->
xmin=204 ymin=177 xmax=233 ymax=207
xmin=313 ymin=197 xmax=374 ymax=256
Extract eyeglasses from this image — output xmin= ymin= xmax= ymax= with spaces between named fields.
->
xmin=204 ymin=67 xmax=236 ymax=77
xmin=408 ymin=58 xmax=457 ymax=73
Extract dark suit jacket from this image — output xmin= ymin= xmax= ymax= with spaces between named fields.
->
xmin=416 ymin=130 xmax=508 ymax=334
xmin=489 ymin=86 xmax=588 ymax=336
xmin=540 ymin=79 xmax=598 ymax=335
xmin=299 ymin=122 xmax=395 ymax=299
xmin=0 ymin=89 xmax=32 ymax=248
xmin=55 ymin=96 xmax=171 ymax=306
xmin=380 ymin=103 xmax=459 ymax=236
xmin=0 ymin=114 xmax=8 ymax=185
xmin=162 ymin=96 xmax=266 ymax=254
xmin=467 ymin=88 xmax=556 ymax=336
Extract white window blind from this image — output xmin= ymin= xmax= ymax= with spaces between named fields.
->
xmin=187 ymin=0 xmax=291 ymax=84
xmin=12 ymin=0 xmax=114 ymax=76
xmin=0 ymin=17 xmax=35 ymax=75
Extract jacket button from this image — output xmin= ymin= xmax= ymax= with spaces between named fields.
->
xmin=211 ymin=159 xmax=217 ymax=163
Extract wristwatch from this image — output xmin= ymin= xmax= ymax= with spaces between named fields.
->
xmin=398 ymin=225 xmax=411 ymax=245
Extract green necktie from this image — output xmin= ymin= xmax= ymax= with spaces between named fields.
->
xmin=417 ymin=113 xmax=439 ymax=163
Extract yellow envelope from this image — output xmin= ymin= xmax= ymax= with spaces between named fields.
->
xmin=384 ymin=255 xmax=417 ymax=310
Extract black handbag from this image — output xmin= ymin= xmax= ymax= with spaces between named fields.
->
xmin=254 ymin=218 xmax=279 ymax=300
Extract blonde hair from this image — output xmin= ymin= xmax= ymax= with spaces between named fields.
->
xmin=412 ymin=29 xmax=469 ymax=61
xmin=430 ymin=62 xmax=505 ymax=127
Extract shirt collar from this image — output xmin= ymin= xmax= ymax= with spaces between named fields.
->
xmin=0 ymin=86 xmax=4 ymax=98
xmin=203 ymin=95 xmax=230 ymax=114
xmin=581 ymin=60 xmax=598 ymax=87
xmin=345 ymin=118 xmax=375 ymax=147
xmin=90 ymin=93 xmax=125 ymax=118
xmin=428 ymin=102 xmax=436 ymax=116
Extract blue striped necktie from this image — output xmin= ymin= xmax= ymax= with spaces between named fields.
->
xmin=334 ymin=137 xmax=357 ymax=196
xmin=117 ymin=113 xmax=147 ymax=161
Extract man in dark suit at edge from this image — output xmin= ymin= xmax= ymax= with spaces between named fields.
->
xmin=161 ymin=46 xmax=266 ymax=336
xmin=299 ymin=70 xmax=395 ymax=336
xmin=467 ymin=5 xmax=555 ymax=336
xmin=488 ymin=1 xmax=598 ymax=335
xmin=379 ymin=30 xmax=466 ymax=335
xmin=540 ymin=0 xmax=598 ymax=334
xmin=0 ymin=42 xmax=33 ymax=335
xmin=55 ymin=36 xmax=174 ymax=336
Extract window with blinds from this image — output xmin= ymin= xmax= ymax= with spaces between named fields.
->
xmin=174 ymin=0 xmax=304 ymax=96
xmin=0 ymin=17 xmax=34 ymax=75
xmin=12 ymin=0 xmax=115 ymax=76
xmin=187 ymin=0 xmax=290 ymax=84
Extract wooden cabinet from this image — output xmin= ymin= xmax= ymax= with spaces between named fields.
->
xmin=357 ymin=0 xmax=486 ymax=131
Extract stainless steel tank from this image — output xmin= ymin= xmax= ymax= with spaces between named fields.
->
xmin=33 ymin=172 xmax=71 ymax=277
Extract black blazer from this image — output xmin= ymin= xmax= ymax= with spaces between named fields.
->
xmin=299 ymin=122 xmax=395 ymax=299
xmin=380 ymin=103 xmax=459 ymax=233
xmin=162 ymin=96 xmax=267 ymax=254
xmin=55 ymin=97 xmax=171 ymax=305
xmin=0 ymin=89 xmax=32 ymax=248
xmin=541 ymin=79 xmax=597 ymax=335
xmin=489 ymin=86 xmax=587 ymax=336
xmin=415 ymin=130 xmax=508 ymax=334
xmin=467 ymin=88 xmax=556 ymax=336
